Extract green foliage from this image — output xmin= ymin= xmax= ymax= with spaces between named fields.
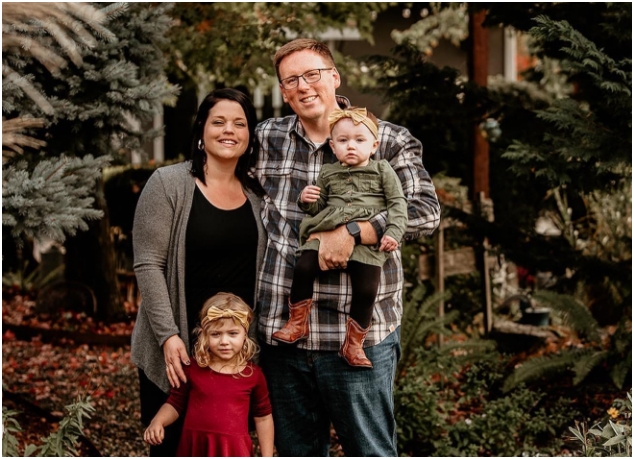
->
xmin=567 ymin=391 xmax=632 ymax=457
xmin=501 ymin=11 xmax=631 ymax=195
xmin=2 ymin=3 xmax=179 ymax=244
xmin=2 ymin=397 xmax=95 ymax=457
xmin=434 ymin=385 xmax=574 ymax=456
xmin=534 ymin=291 xmax=600 ymax=341
xmin=2 ymin=262 xmax=64 ymax=295
xmin=168 ymin=3 xmax=388 ymax=92
xmin=3 ymin=155 xmax=110 ymax=242
xmin=503 ymin=291 xmax=631 ymax=392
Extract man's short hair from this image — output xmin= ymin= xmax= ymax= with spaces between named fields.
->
xmin=273 ymin=38 xmax=335 ymax=80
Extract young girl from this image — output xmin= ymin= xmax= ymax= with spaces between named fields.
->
xmin=272 ymin=107 xmax=408 ymax=368
xmin=144 ymin=293 xmax=274 ymax=457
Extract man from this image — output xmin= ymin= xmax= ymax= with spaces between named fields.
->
xmin=253 ymin=38 xmax=440 ymax=456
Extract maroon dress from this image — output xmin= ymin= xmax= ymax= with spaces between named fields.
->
xmin=166 ymin=360 xmax=272 ymax=457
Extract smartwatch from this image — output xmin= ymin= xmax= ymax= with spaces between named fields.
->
xmin=345 ymin=221 xmax=362 ymax=245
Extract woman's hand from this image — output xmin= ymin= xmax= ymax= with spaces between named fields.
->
xmin=300 ymin=185 xmax=321 ymax=203
xmin=163 ymin=335 xmax=190 ymax=388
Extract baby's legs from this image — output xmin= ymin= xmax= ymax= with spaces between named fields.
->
xmin=290 ymin=250 xmax=320 ymax=303
xmin=339 ymin=261 xmax=381 ymax=368
xmin=347 ymin=261 xmax=381 ymax=328
xmin=273 ymin=251 xmax=319 ymax=344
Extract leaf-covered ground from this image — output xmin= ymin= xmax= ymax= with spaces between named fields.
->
xmin=2 ymin=332 xmax=146 ymax=457
xmin=2 ymin=295 xmax=145 ymax=456
xmin=2 ymin=295 xmax=345 ymax=457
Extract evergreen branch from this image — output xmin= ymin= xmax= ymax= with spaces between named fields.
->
xmin=2 ymin=155 xmax=111 ymax=243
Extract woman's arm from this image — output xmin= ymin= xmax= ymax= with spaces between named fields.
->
xmin=133 ymin=170 xmax=189 ymax=384
xmin=254 ymin=414 xmax=274 ymax=457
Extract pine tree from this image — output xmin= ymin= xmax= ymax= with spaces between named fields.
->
xmin=2 ymin=3 xmax=179 ymax=320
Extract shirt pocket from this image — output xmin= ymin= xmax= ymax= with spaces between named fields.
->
xmin=358 ymin=176 xmax=380 ymax=193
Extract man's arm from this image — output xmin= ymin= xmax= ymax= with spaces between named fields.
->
xmin=368 ymin=121 xmax=440 ymax=241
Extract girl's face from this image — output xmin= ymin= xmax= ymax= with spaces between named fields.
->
xmin=207 ymin=318 xmax=247 ymax=364
xmin=329 ymin=118 xmax=378 ymax=167
xmin=202 ymin=99 xmax=250 ymax=163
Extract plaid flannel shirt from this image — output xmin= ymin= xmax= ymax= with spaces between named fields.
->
xmin=254 ymin=108 xmax=440 ymax=351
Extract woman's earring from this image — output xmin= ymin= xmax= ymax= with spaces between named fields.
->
xmin=197 ymin=139 xmax=204 ymax=150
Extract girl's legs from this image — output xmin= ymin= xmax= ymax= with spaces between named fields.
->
xmin=347 ymin=261 xmax=381 ymax=328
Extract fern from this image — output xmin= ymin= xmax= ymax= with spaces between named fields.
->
xmin=572 ymin=350 xmax=609 ymax=386
xmin=503 ymin=348 xmax=594 ymax=392
xmin=610 ymin=349 xmax=632 ymax=389
xmin=532 ymin=290 xmax=600 ymax=342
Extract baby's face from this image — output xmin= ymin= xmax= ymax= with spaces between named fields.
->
xmin=329 ymin=118 xmax=378 ymax=167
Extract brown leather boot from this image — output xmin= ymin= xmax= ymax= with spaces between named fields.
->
xmin=339 ymin=318 xmax=373 ymax=368
xmin=272 ymin=299 xmax=313 ymax=344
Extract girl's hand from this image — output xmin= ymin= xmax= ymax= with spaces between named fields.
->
xmin=144 ymin=421 xmax=165 ymax=446
xmin=379 ymin=235 xmax=399 ymax=252
xmin=163 ymin=334 xmax=190 ymax=388
xmin=300 ymin=185 xmax=321 ymax=203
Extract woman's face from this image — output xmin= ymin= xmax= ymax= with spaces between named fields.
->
xmin=202 ymin=99 xmax=250 ymax=162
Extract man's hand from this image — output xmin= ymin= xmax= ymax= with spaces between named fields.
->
xmin=300 ymin=185 xmax=321 ymax=203
xmin=163 ymin=334 xmax=190 ymax=388
xmin=307 ymin=225 xmax=354 ymax=271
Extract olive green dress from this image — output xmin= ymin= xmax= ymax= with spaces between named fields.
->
xmin=297 ymin=159 xmax=408 ymax=267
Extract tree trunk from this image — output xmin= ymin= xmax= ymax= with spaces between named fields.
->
xmin=65 ymin=178 xmax=125 ymax=322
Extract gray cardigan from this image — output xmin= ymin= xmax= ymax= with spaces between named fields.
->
xmin=130 ymin=161 xmax=266 ymax=393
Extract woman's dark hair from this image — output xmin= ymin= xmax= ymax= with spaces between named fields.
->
xmin=189 ymin=88 xmax=263 ymax=195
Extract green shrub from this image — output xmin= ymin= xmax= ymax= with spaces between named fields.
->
xmin=567 ymin=391 xmax=632 ymax=457
xmin=2 ymin=396 xmax=95 ymax=457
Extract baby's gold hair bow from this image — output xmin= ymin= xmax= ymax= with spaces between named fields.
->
xmin=328 ymin=107 xmax=378 ymax=139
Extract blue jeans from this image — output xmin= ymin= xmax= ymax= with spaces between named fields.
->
xmin=260 ymin=328 xmax=401 ymax=457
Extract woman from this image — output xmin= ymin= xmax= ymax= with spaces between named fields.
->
xmin=131 ymin=88 xmax=266 ymax=456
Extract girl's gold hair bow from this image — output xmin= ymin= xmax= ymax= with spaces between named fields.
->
xmin=203 ymin=306 xmax=250 ymax=331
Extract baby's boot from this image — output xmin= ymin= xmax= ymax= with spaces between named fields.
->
xmin=272 ymin=298 xmax=312 ymax=344
xmin=339 ymin=318 xmax=373 ymax=368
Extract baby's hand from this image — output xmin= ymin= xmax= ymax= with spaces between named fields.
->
xmin=143 ymin=421 xmax=165 ymax=446
xmin=379 ymin=235 xmax=399 ymax=252
xmin=301 ymin=185 xmax=321 ymax=203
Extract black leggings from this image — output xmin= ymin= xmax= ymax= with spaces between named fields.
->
xmin=290 ymin=250 xmax=381 ymax=328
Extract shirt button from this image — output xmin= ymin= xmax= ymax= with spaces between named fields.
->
xmin=347 ymin=203 xmax=351 ymax=207
xmin=348 ymin=190 xmax=352 ymax=194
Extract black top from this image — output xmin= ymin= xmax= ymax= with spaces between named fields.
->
xmin=185 ymin=185 xmax=258 ymax=344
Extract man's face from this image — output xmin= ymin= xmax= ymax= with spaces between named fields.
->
xmin=278 ymin=49 xmax=340 ymax=123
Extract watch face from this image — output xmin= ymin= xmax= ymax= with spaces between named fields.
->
xmin=347 ymin=222 xmax=361 ymax=236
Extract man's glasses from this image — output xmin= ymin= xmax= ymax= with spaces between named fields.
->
xmin=279 ymin=68 xmax=334 ymax=90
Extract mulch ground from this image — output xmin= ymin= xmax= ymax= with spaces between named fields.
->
xmin=2 ymin=295 xmax=146 ymax=456
xmin=2 ymin=333 xmax=146 ymax=457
